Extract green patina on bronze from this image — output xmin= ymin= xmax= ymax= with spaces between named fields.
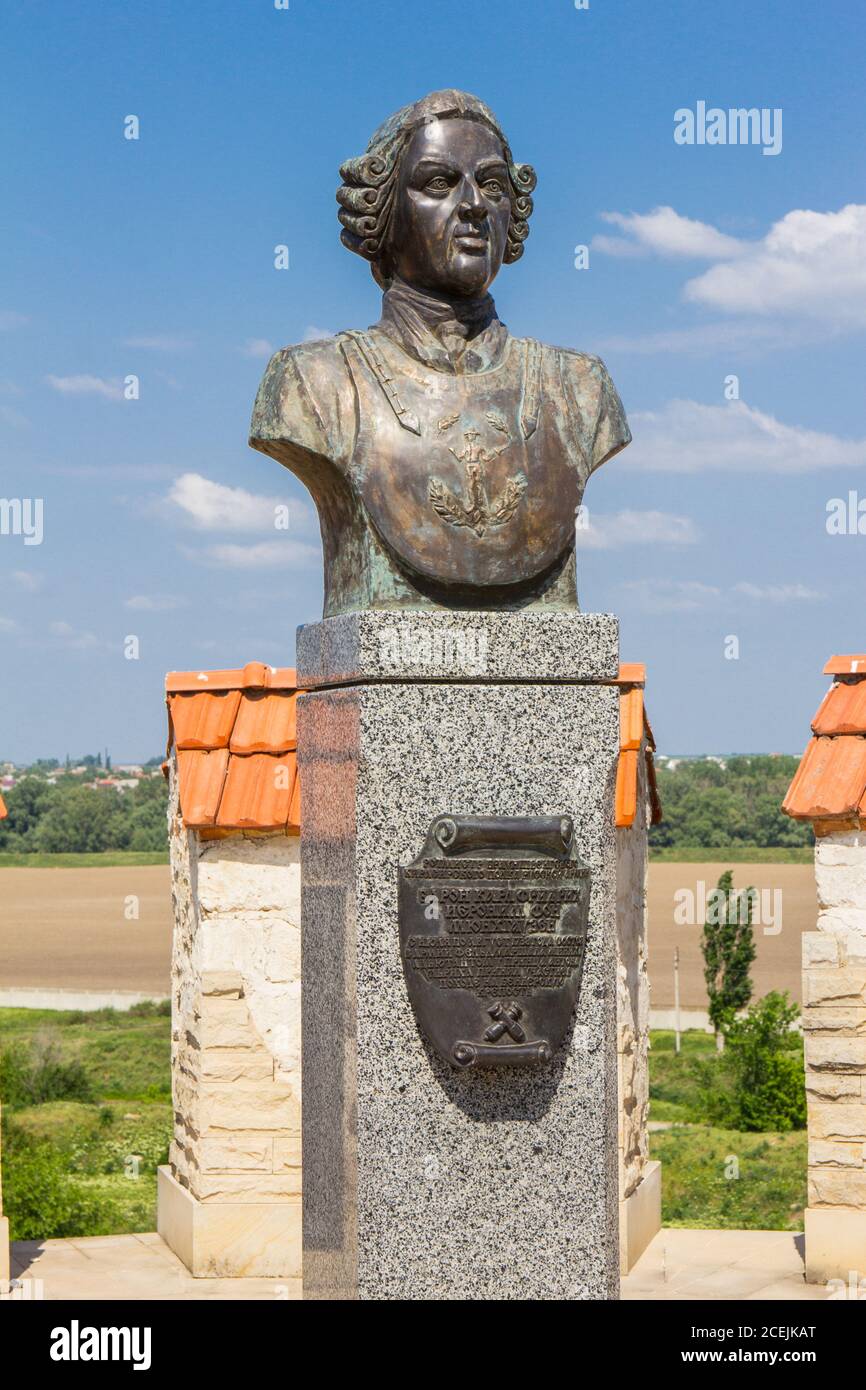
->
xmin=249 ymin=89 xmax=631 ymax=617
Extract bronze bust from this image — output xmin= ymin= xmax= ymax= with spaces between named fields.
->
xmin=250 ymin=89 xmax=631 ymax=617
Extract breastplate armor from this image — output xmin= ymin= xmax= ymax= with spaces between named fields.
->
xmin=342 ymin=330 xmax=584 ymax=597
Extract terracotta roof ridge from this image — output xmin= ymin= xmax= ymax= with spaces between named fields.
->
xmin=166 ymin=662 xmax=297 ymax=693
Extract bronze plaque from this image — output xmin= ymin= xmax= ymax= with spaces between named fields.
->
xmin=399 ymin=814 xmax=591 ymax=1068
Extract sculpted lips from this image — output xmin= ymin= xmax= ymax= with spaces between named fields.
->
xmin=453 ymin=223 xmax=489 ymax=254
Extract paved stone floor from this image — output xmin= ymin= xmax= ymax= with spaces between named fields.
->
xmin=4 ymin=1233 xmax=301 ymax=1301
xmin=622 ymin=1228 xmax=826 ymax=1301
xmin=2 ymin=1226 xmax=830 ymax=1301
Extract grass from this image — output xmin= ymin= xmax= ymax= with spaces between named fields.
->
xmin=650 ymin=845 xmax=812 ymax=863
xmin=0 ymin=1006 xmax=808 ymax=1239
xmin=0 ymin=851 xmax=168 ymax=868
xmin=648 ymin=1028 xmax=807 ymax=1230
xmin=0 ymin=1003 xmax=172 ymax=1239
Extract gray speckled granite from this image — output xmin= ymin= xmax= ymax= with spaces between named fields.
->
xmin=299 ymin=613 xmax=620 ymax=1301
xmin=296 ymin=609 xmax=618 ymax=687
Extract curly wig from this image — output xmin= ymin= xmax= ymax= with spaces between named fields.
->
xmin=336 ymin=89 xmax=537 ymax=288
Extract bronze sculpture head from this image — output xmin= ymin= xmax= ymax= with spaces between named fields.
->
xmin=337 ymin=90 xmax=536 ymax=295
xmin=250 ymin=90 xmax=630 ymax=618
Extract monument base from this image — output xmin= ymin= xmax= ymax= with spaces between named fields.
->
xmin=299 ymin=610 xmax=622 ymax=1300
xmin=619 ymin=1160 xmax=661 ymax=1274
xmin=805 ymin=1205 xmax=866 ymax=1285
xmin=0 ymin=1216 xmax=9 ymax=1286
xmin=157 ymin=1166 xmax=301 ymax=1279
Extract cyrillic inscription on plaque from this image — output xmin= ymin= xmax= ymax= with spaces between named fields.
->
xmin=399 ymin=815 xmax=591 ymax=1067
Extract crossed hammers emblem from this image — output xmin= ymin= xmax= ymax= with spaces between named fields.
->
xmin=484 ymin=1001 xmax=526 ymax=1044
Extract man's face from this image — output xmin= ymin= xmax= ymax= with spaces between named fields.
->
xmin=388 ymin=118 xmax=511 ymax=298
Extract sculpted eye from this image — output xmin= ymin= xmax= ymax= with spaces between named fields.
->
xmin=483 ymin=178 xmax=504 ymax=195
xmin=425 ymin=175 xmax=451 ymax=193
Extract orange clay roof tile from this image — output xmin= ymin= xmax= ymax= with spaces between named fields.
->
xmin=175 ymin=749 xmax=230 ymax=828
xmin=823 ymin=655 xmax=866 ymax=676
xmin=811 ymin=678 xmax=866 ymax=736
xmin=217 ymin=752 xmax=298 ymax=829
xmin=619 ymin=685 xmax=644 ymax=752
xmin=783 ymin=734 xmax=866 ymax=820
xmin=617 ymin=662 xmax=646 ymax=686
xmin=170 ymin=690 xmax=242 ymax=750
xmin=166 ymin=665 xmax=300 ymax=831
xmin=230 ymin=691 xmax=297 ymax=754
xmin=614 ymin=663 xmax=660 ymax=829
xmin=784 ymin=658 xmax=866 ymax=823
xmin=166 ymin=661 xmax=656 ymax=835
xmin=0 ymin=792 xmax=7 ymax=820
xmin=615 ymin=748 xmax=639 ymax=828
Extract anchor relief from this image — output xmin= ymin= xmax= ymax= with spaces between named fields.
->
xmin=428 ymin=413 xmax=527 ymax=538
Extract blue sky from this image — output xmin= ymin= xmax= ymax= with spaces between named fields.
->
xmin=2 ymin=0 xmax=865 ymax=761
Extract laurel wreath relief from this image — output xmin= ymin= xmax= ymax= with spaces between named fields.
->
xmin=428 ymin=411 xmax=527 ymax=539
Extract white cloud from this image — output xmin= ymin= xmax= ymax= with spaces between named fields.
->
xmin=46 ymin=374 xmax=124 ymax=400
xmin=49 ymin=620 xmax=101 ymax=650
xmin=621 ymin=577 xmax=824 ymax=614
xmin=303 ymin=325 xmax=335 ymax=342
xmin=242 ymin=338 xmax=274 ymax=358
xmin=199 ymin=540 xmax=320 ymax=569
xmin=167 ymin=473 xmax=303 ymax=533
xmin=597 ymin=202 xmax=866 ymax=329
xmin=0 ymin=311 xmax=29 ymax=330
xmin=11 ymin=571 xmax=44 ymax=593
xmin=594 ymin=320 xmax=807 ymax=356
xmin=124 ymin=334 xmax=192 ymax=351
xmin=733 ymin=582 xmax=824 ymax=603
xmin=0 ymin=615 xmax=18 ymax=632
xmin=624 ymin=399 xmax=866 ymax=474
xmin=580 ymin=509 xmax=699 ymax=549
xmin=621 ymin=579 xmax=721 ymax=613
xmin=594 ymin=207 xmax=744 ymax=260
xmin=685 ymin=204 xmax=866 ymax=324
xmin=124 ymin=594 xmax=186 ymax=611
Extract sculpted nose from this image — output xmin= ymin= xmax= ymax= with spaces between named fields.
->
xmin=458 ymin=185 xmax=488 ymax=224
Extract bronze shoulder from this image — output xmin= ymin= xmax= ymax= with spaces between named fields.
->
xmin=550 ymin=346 xmax=632 ymax=475
xmin=249 ymin=336 xmax=357 ymax=465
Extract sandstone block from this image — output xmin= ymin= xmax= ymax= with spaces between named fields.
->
xmin=196 ymin=1171 xmax=303 ymax=1203
xmin=809 ymin=1140 xmax=863 ymax=1168
xmin=805 ymin=1072 xmax=862 ymax=1101
xmin=808 ymin=1169 xmax=866 ymax=1208
xmin=801 ymin=1007 xmax=866 ymax=1036
xmin=803 ymin=969 xmax=866 ymax=1007
xmin=199 ymin=1081 xmax=300 ymax=1133
xmin=201 ymin=971 xmax=244 ymax=998
xmin=273 ymin=1136 xmax=302 ymax=1170
xmin=809 ymin=1102 xmax=866 ymax=1140
xmin=803 ymin=933 xmax=839 ymax=967
xmin=805 ymin=1037 xmax=866 ymax=1072
xmin=198 ymin=1137 xmax=273 ymax=1172
xmin=200 ymin=1052 xmax=274 ymax=1083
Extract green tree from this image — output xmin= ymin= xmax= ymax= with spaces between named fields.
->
xmin=702 ymin=869 xmax=757 ymax=1047
xmin=699 ymin=992 xmax=806 ymax=1131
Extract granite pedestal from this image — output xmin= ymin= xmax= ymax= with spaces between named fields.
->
xmin=297 ymin=610 xmax=621 ymax=1300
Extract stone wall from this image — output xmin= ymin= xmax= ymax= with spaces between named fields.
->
xmin=615 ymin=744 xmax=660 ymax=1272
xmin=158 ymin=759 xmax=302 ymax=1277
xmin=802 ymin=828 xmax=866 ymax=1282
xmin=617 ymin=747 xmax=650 ymax=1203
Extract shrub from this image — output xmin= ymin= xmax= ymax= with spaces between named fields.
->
xmin=1 ymin=1122 xmax=106 ymax=1240
xmin=0 ymin=1037 xmax=95 ymax=1109
xmin=698 ymin=992 xmax=806 ymax=1132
